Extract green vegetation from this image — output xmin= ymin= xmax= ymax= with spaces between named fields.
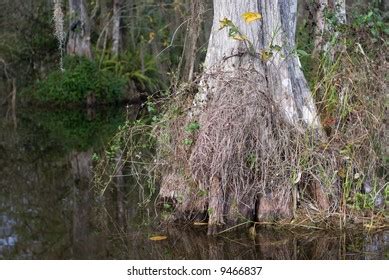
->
xmin=308 ymin=5 xmax=388 ymax=217
xmin=26 ymin=56 xmax=126 ymax=106
xmin=99 ymin=49 xmax=164 ymax=93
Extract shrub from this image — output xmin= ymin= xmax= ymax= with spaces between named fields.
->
xmin=30 ymin=56 xmax=126 ymax=106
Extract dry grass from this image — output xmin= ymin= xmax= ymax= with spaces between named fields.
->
xmin=157 ymin=67 xmax=343 ymax=232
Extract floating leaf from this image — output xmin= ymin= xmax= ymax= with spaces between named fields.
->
xmin=149 ymin=235 xmax=168 ymax=241
xmin=242 ymin=12 xmax=262 ymax=23
xmin=193 ymin=222 xmax=208 ymax=226
xmin=219 ymin=17 xmax=233 ymax=30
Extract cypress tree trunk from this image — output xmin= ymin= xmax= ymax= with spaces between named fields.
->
xmin=159 ymin=0 xmax=330 ymax=234
xmin=67 ymin=0 xmax=92 ymax=58
xmin=193 ymin=0 xmax=320 ymax=128
xmin=180 ymin=0 xmax=204 ymax=83
xmin=313 ymin=0 xmax=347 ymax=54
xmin=112 ymin=0 xmax=122 ymax=56
xmin=313 ymin=0 xmax=328 ymax=53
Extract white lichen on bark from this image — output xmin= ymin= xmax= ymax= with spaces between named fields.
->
xmin=53 ymin=0 xmax=65 ymax=71
xmin=112 ymin=0 xmax=122 ymax=56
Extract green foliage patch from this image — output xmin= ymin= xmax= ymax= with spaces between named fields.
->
xmin=28 ymin=56 xmax=126 ymax=106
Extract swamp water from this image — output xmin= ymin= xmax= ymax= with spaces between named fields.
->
xmin=0 ymin=106 xmax=388 ymax=259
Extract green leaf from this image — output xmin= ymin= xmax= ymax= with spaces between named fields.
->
xmin=271 ymin=44 xmax=282 ymax=52
xmin=296 ymin=49 xmax=309 ymax=57
xmin=183 ymin=138 xmax=193 ymax=146
xmin=228 ymin=27 xmax=239 ymax=37
xmin=185 ymin=121 xmax=200 ymax=133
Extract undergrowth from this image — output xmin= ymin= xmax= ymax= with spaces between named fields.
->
xmin=93 ymin=100 xmax=162 ymax=205
xmin=310 ymin=6 xmax=388 ymax=218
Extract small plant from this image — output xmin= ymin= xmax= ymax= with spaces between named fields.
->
xmin=185 ymin=121 xmax=200 ymax=133
xmin=245 ymin=153 xmax=257 ymax=170
xmin=354 ymin=193 xmax=375 ymax=210
xmin=219 ymin=12 xmax=289 ymax=62
xmin=100 ymin=49 xmax=164 ymax=92
xmin=218 ymin=12 xmax=262 ymax=54
xmin=183 ymin=138 xmax=193 ymax=146
xmin=354 ymin=7 xmax=389 ymax=41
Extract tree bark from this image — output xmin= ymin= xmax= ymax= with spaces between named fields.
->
xmin=334 ymin=0 xmax=347 ymax=25
xmin=111 ymin=0 xmax=122 ymax=56
xmin=159 ymin=0 xmax=329 ymax=234
xmin=313 ymin=0 xmax=328 ymax=53
xmin=180 ymin=0 xmax=204 ymax=83
xmin=313 ymin=0 xmax=347 ymax=54
xmin=67 ymin=0 xmax=92 ymax=58
xmin=194 ymin=0 xmax=320 ymax=128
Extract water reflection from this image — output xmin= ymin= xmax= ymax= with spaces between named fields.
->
xmin=0 ymin=107 xmax=388 ymax=260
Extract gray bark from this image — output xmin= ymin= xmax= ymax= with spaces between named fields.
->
xmin=112 ymin=0 xmax=122 ymax=56
xmin=313 ymin=0 xmax=347 ymax=54
xmin=314 ymin=0 xmax=328 ymax=53
xmin=180 ymin=0 xmax=204 ymax=83
xmin=382 ymin=0 xmax=389 ymax=11
xmin=334 ymin=0 xmax=347 ymax=24
xmin=67 ymin=0 xmax=92 ymax=58
xmin=195 ymin=0 xmax=321 ymax=128
xmin=188 ymin=0 xmax=323 ymax=231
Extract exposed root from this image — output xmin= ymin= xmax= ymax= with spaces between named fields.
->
xmin=158 ymin=67 xmax=340 ymax=232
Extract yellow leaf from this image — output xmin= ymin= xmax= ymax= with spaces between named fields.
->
xmin=193 ymin=222 xmax=208 ymax=226
xmin=219 ymin=17 xmax=232 ymax=30
xmin=242 ymin=12 xmax=262 ymax=23
xmin=338 ymin=168 xmax=346 ymax=178
xmin=260 ymin=50 xmax=273 ymax=61
xmin=149 ymin=235 xmax=168 ymax=241
xmin=232 ymin=34 xmax=247 ymax=41
xmin=148 ymin=32 xmax=156 ymax=44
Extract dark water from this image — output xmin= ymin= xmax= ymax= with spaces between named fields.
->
xmin=0 ymin=106 xmax=388 ymax=260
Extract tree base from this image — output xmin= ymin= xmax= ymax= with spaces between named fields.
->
xmin=158 ymin=68 xmax=337 ymax=234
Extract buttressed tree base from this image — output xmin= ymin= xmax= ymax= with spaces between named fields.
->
xmin=158 ymin=0 xmax=340 ymax=234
